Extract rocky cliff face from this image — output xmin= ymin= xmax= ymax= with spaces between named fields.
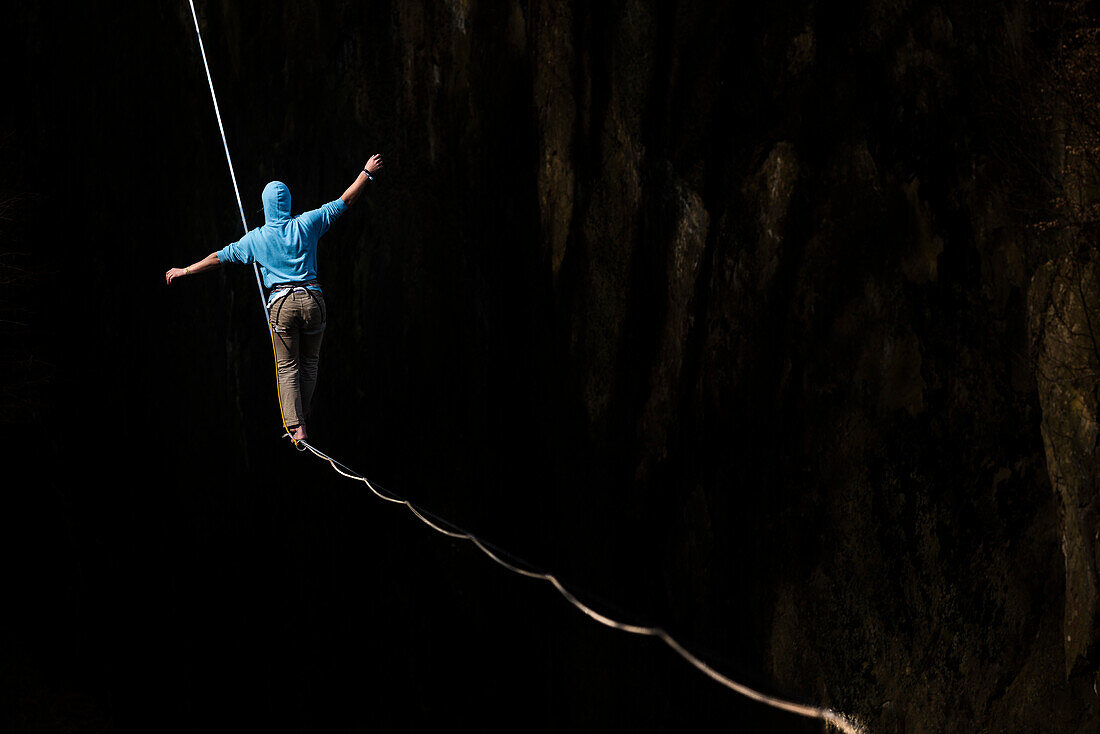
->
xmin=6 ymin=1 xmax=1100 ymax=732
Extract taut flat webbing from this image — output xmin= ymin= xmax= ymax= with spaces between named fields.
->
xmin=295 ymin=439 xmax=865 ymax=733
xmin=183 ymin=4 xmax=865 ymax=732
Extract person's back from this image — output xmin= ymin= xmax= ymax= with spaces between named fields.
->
xmin=217 ymin=180 xmax=347 ymax=305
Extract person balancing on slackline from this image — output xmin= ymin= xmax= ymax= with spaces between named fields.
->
xmin=166 ymin=153 xmax=384 ymax=443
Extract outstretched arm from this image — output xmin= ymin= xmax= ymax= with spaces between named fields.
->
xmin=165 ymin=252 xmax=222 ymax=285
xmin=340 ymin=153 xmax=383 ymax=206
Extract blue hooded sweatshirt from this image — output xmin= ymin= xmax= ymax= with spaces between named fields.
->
xmin=217 ymin=181 xmax=348 ymax=304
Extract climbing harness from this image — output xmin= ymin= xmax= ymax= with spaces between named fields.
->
xmin=184 ymin=3 xmax=865 ymax=732
xmin=268 ymin=278 xmax=322 ymax=306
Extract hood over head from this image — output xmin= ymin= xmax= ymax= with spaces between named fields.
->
xmin=262 ymin=181 xmax=292 ymax=224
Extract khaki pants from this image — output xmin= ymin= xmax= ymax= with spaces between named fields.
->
xmin=269 ymin=289 xmax=326 ymax=429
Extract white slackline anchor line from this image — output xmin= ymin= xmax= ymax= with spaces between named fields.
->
xmin=186 ymin=0 xmax=269 ymax=324
xmin=184 ymin=4 xmax=866 ymax=732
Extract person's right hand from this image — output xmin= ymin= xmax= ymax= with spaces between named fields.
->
xmin=365 ymin=153 xmax=383 ymax=175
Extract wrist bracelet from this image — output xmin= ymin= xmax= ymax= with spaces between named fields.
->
xmin=362 ymin=169 xmax=373 ymax=181
xmin=185 ymin=266 xmax=191 ymax=275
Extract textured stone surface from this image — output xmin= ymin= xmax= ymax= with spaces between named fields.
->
xmin=1031 ymin=254 xmax=1100 ymax=678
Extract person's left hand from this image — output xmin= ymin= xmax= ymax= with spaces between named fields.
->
xmin=165 ymin=267 xmax=187 ymax=285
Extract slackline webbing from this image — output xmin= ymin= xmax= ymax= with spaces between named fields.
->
xmin=185 ymin=3 xmax=865 ymax=732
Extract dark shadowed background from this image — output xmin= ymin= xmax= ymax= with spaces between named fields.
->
xmin=5 ymin=1 xmax=1100 ymax=732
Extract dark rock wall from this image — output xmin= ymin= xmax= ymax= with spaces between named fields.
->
xmin=5 ymin=1 xmax=1100 ymax=732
